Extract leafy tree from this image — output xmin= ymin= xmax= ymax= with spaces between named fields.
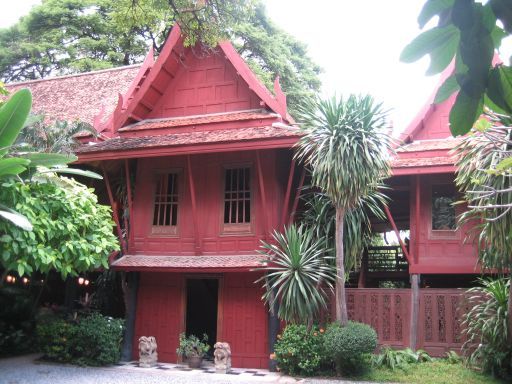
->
xmin=401 ymin=0 xmax=512 ymax=136
xmin=0 ymin=1 xmax=320 ymax=117
xmin=455 ymin=113 xmax=512 ymax=348
xmin=295 ymin=94 xmax=392 ymax=325
xmin=0 ymin=176 xmax=119 ymax=279
xmin=257 ymin=224 xmax=335 ymax=324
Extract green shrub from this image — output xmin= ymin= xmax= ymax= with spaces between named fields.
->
xmin=324 ymin=321 xmax=377 ymax=375
xmin=462 ymin=278 xmax=511 ymax=380
xmin=71 ymin=313 xmax=125 ymax=366
xmin=445 ymin=350 xmax=463 ymax=364
xmin=273 ymin=324 xmax=327 ymax=376
xmin=0 ymin=287 xmax=36 ymax=356
xmin=37 ymin=317 xmax=74 ymax=362
xmin=371 ymin=347 xmax=433 ymax=370
xmin=36 ymin=312 xmax=124 ymax=366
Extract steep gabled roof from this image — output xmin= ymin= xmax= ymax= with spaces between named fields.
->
xmin=99 ymin=24 xmax=292 ymax=136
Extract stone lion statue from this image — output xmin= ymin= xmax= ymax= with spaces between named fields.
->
xmin=214 ymin=342 xmax=231 ymax=373
xmin=138 ymin=336 xmax=158 ymax=368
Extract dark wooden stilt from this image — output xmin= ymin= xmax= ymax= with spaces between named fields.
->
xmin=267 ymin=288 xmax=280 ymax=372
xmin=121 ymin=271 xmax=140 ymax=361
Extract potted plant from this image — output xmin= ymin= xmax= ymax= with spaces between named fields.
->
xmin=176 ymin=333 xmax=210 ymax=368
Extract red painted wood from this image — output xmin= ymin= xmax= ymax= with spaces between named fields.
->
xmin=130 ymin=151 xmax=281 ymax=256
xmin=384 ymin=205 xmax=411 ymax=264
xmin=133 ymin=273 xmax=184 ymax=362
xmin=289 ymin=167 xmax=305 ymax=225
xmin=221 ymin=272 xmax=269 ymax=368
xmin=406 ymin=174 xmax=478 ymax=274
xmin=256 ymin=150 xmax=269 ymax=240
xmin=186 ymin=155 xmax=201 ymax=254
xmin=125 ymin=159 xmax=135 ymax=250
xmin=346 ymin=288 xmax=468 ymax=356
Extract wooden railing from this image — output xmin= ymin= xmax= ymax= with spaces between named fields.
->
xmin=345 ymin=288 xmax=470 ymax=356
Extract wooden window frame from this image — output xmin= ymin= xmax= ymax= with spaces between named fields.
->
xmin=220 ymin=164 xmax=253 ymax=235
xmin=429 ymin=183 xmax=461 ymax=240
xmin=150 ymin=169 xmax=182 ymax=237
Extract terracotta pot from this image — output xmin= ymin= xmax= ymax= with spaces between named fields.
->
xmin=187 ymin=355 xmax=202 ymax=369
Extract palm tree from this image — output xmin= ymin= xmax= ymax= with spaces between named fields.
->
xmin=16 ymin=116 xmax=96 ymax=154
xmin=295 ymin=94 xmax=392 ymax=324
xmin=257 ymin=224 xmax=335 ymax=324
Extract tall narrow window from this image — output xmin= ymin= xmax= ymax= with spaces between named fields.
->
xmin=432 ymin=184 xmax=456 ymax=230
xmin=152 ymin=173 xmax=179 ymax=234
xmin=223 ymin=167 xmax=251 ymax=229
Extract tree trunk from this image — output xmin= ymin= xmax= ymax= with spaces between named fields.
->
xmin=508 ymin=274 xmax=512 ymax=344
xmin=335 ymin=207 xmax=348 ymax=325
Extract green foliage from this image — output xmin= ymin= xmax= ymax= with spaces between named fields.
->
xmin=0 ymin=286 xmax=35 ymax=355
xmin=273 ymin=324 xmax=326 ymax=376
xmin=300 ymin=190 xmax=388 ymax=273
xmin=257 ymin=224 xmax=335 ymax=324
xmin=324 ymin=321 xmax=378 ymax=375
xmin=295 ymin=94 xmax=392 ymax=323
xmin=0 ymin=178 xmax=119 ymax=278
xmin=455 ymin=116 xmax=512 ymax=271
xmin=295 ymin=94 xmax=392 ymax=212
xmin=36 ymin=317 xmax=74 ymax=362
xmin=37 ymin=312 xmax=124 ymax=366
xmin=16 ymin=117 xmax=97 ymax=154
xmin=372 ymin=347 xmax=433 ymax=370
xmin=176 ymin=333 xmax=210 ymax=358
xmin=354 ymin=359 xmax=506 ymax=384
xmin=462 ymin=278 xmax=511 ymax=379
xmin=71 ymin=313 xmax=125 ymax=366
xmin=0 ymin=1 xmax=320 ymax=119
xmin=402 ymin=0 xmax=512 ymax=136
xmin=446 ymin=350 xmax=463 ymax=364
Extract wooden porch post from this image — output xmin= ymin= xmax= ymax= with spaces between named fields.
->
xmin=410 ymin=274 xmax=420 ymax=350
xmin=268 ymin=288 xmax=280 ymax=372
xmin=280 ymin=158 xmax=296 ymax=228
xmin=384 ymin=205 xmax=412 ymax=264
xmin=256 ymin=151 xmax=270 ymax=240
xmin=187 ymin=155 xmax=201 ymax=255
xmin=124 ymin=160 xmax=135 ymax=250
xmin=288 ymin=167 xmax=305 ymax=225
xmin=121 ymin=272 xmax=140 ymax=361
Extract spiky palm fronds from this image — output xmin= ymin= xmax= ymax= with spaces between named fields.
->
xmin=257 ymin=224 xmax=335 ymax=324
xmin=16 ymin=116 xmax=97 ymax=154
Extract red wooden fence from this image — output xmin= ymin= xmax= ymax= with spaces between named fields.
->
xmin=346 ymin=288 xmax=469 ymax=356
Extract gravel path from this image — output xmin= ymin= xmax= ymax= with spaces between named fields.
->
xmin=0 ymin=355 xmax=379 ymax=384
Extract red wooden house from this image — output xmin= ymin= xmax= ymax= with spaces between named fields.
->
xmin=8 ymin=28 xmax=485 ymax=364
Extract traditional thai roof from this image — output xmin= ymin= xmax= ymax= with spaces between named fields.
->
xmin=111 ymin=254 xmax=265 ymax=272
xmin=6 ymin=65 xmax=140 ymax=125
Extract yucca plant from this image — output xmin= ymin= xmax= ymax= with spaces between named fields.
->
xmin=295 ymin=94 xmax=392 ymax=324
xmin=462 ymin=278 xmax=511 ymax=379
xmin=257 ymin=224 xmax=335 ymax=324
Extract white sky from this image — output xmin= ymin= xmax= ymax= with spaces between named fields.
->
xmin=1 ymin=0 xmax=511 ymax=134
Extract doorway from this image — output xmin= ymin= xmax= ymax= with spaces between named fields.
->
xmin=185 ymin=278 xmax=219 ymax=355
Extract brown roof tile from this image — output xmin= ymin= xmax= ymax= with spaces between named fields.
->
xmin=396 ymin=138 xmax=463 ymax=153
xmin=391 ymin=155 xmax=455 ymax=168
xmin=77 ymin=125 xmax=301 ymax=154
xmin=7 ymin=66 xmax=140 ymax=125
xmin=111 ymin=254 xmax=265 ymax=270
xmin=119 ymin=110 xmax=278 ymax=132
